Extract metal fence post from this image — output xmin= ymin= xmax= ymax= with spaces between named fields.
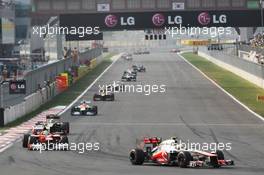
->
xmin=0 ymin=107 xmax=4 ymax=127
xmin=0 ymin=82 xmax=4 ymax=108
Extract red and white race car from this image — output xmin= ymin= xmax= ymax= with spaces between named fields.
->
xmin=129 ymin=137 xmax=234 ymax=168
xmin=23 ymin=130 xmax=69 ymax=150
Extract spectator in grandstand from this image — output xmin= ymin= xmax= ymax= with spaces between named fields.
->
xmin=72 ymin=47 xmax=79 ymax=66
xmin=250 ymin=33 xmax=264 ymax=48
xmin=63 ymin=47 xmax=68 ymax=59
xmin=2 ymin=65 xmax=8 ymax=81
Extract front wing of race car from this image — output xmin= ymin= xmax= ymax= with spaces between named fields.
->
xmin=188 ymin=158 xmax=234 ymax=168
xmin=121 ymin=76 xmax=136 ymax=82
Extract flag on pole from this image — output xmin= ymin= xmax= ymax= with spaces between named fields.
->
xmin=97 ymin=3 xmax=110 ymax=12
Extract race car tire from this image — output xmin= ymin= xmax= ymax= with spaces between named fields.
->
xmin=93 ymin=94 xmax=102 ymax=101
xmin=28 ymin=136 xmax=37 ymax=145
xmin=216 ymin=150 xmax=225 ymax=160
xmin=71 ymin=108 xmax=78 ymax=115
xmin=22 ymin=134 xmax=30 ymax=148
xmin=50 ymin=123 xmax=59 ymax=133
xmin=177 ymin=151 xmax=193 ymax=168
xmin=129 ymin=148 xmax=145 ymax=165
xmin=60 ymin=136 xmax=69 ymax=144
xmin=62 ymin=122 xmax=70 ymax=134
xmin=108 ymin=94 xmax=115 ymax=101
xmin=92 ymin=106 xmax=98 ymax=115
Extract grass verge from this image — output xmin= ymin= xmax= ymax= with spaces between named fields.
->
xmin=0 ymin=53 xmax=114 ymax=131
xmin=181 ymin=52 xmax=264 ymax=117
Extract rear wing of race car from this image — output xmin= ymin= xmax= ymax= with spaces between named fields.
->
xmin=142 ymin=137 xmax=162 ymax=154
xmin=143 ymin=137 xmax=162 ymax=145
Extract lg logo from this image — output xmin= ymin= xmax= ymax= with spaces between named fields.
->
xmin=10 ymin=83 xmax=25 ymax=90
xmin=198 ymin=12 xmax=211 ymax=25
xmin=10 ymin=83 xmax=17 ymax=90
xmin=121 ymin=17 xmax=135 ymax=26
xmin=105 ymin=14 xmax=118 ymax=27
xmin=152 ymin=13 xmax=182 ymax=26
xmin=105 ymin=14 xmax=135 ymax=28
xmin=152 ymin=13 xmax=165 ymax=26
xmin=198 ymin=12 xmax=227 ymax=25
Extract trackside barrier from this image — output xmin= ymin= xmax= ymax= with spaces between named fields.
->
xmin=198 ymin=49 xmax=264 ymax=89
xmin=2 ymin=48 xmax=102 ymax=108
xmin=89 ymin=58 xmax=97 ymax=69
xmin=3 ymin=82 xmax=57 ymax=125
xmin=0 ymin=108 xmax=4 ymax=127
xmin=1 ymin=50 xmax=105 ymax=125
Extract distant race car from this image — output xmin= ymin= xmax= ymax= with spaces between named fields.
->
xmin=121 ymin=73 xmax=136 ymax=82
xmin=123 ymin=54 xmax=133 ymax=61
xmin=132 ymin=65 xmax=146 ymax=72
xmin=142 ymin=50 xmax=150 ymax=54
xmin=22 ymin=115 xmax=70 ymax=148
xmin=170 ymin=49 xmax=181 ymax=53
xmin=129 ymin=137 xmax=234 ymax=168
xmin=23 ymin=131 xmax=69 ymax=150
xmin=133 ymin=50 xmax=142 ymax=55
xmin=71 ymin=101 xmax=98 ymax=116
xmin=124 ymin=69 xmax=137 ymax=76
xmin=93 ymin=89 xmax=115 ymax=101
xmin=45 ymin=114 xmax=69 ymax=134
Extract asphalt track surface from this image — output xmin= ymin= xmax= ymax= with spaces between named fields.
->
xmin=0 ymin=52 xmax=264 ymax=175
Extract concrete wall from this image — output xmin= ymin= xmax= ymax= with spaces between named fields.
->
xmin=1 ymin=48 xmax=103 ymax=125
xmin=1 ymin=48 xmax=102 ymax=108
xmin=3 ymin=83 xmax=57 ymax=125
xmin=198 ymin=50 xmax=264 ymax=89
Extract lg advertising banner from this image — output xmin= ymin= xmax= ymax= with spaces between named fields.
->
xmin=60 ymin=10 xmax=263 ymax=32
xmin=9 ymin=80 xmax=26 ymax=94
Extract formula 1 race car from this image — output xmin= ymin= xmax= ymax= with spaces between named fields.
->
xmin=124 ymin=69 xmax=137 ymax=76
xmin=170 ymin=48 xmax=181 ymax=53
xmin=122 ymin=53 xmax=133 ymax=61
xmin=71 ymin=101 xmax=98 ymax=116
xmin=22 ymin=116 xmax=69 ymax=148
xmin=23 ymin=131 xmax=69 ymax=150
xmin=129 ymin=137 xmax=234 ymax=168
xmin=121 ymin=73 xmax=137 ymax=82
xmin=132 ymin=65 xmax=146 ymax=72
xmin=45 ymin=114 xmax=69 ymax=134
xmin=31 ymin=115 xmax=69 ymax=135
xmin=93 ymin=89 xmax=115 ymax=101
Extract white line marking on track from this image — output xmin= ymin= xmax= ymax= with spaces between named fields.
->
xmin=178 ymin=52 xmax=264 ymax=122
